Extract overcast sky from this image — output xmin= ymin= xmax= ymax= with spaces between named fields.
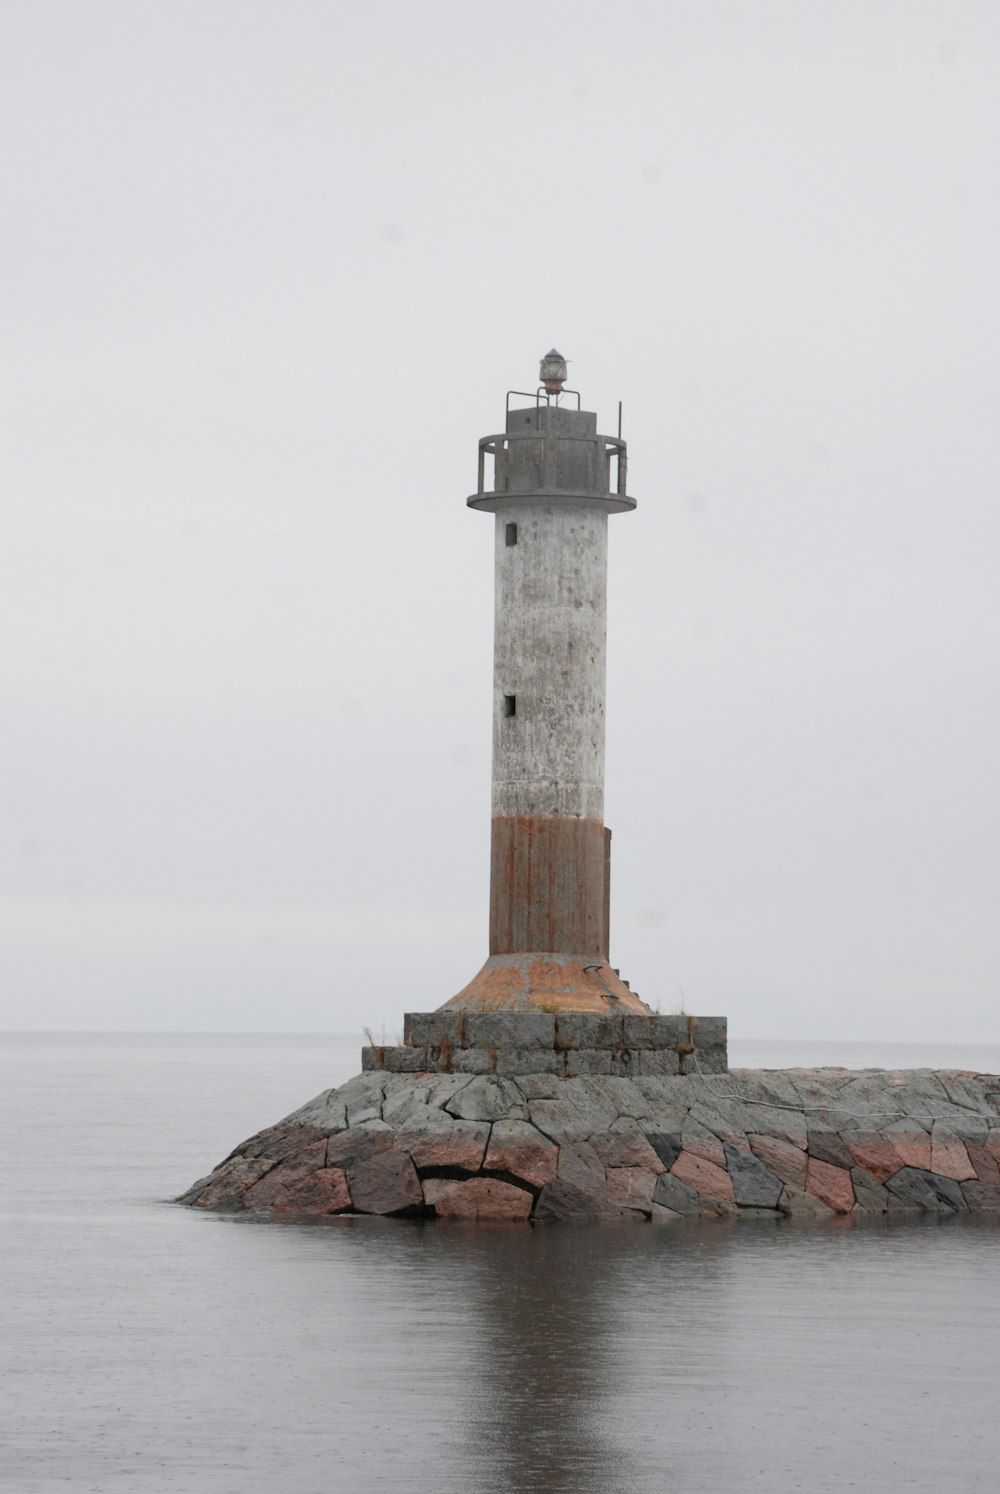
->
xmin=2 ymin=0 xmax=997 ymax=1041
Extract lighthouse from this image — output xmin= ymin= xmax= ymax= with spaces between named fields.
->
xmin=446 ymin=353 xmax=653 ymax=1015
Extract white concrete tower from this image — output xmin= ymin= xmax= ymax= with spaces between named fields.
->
xmin=447 ymin=353 xmax=652 ymax=1014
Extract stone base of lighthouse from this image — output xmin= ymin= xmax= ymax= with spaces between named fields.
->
xmin=177 ymin=1052 xmax=1000 ymax=1223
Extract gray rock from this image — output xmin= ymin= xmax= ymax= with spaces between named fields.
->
xmin=931 ymin=1113 xmax=988 ymax=1147
xmin=347 ymin=1148 xmax=423 ymax=1214
xmin=690 ymin=1097 xmax=806 ymax=1149
xmin=852 ymin=1164 xmax=889 ymax=1213
xmin=601 ymin=1078 xmax=655 ymax=1117
xmin=444 ymin=1075 xmax=527 ymax=1122
xmin=885 ymin=1168 xmax=969 ymax=1212
xmin=515 ymin=1072 xmax=564 ymax=1099
xmin=651 ymin=1171 xmax=700 ymax=1216
xmin=806 ymin=1129 xmax=855 ymax=1169
xmin=465 ymin=1012 xmax=556 ymax=1051
xmin=422 ymin=1075 xmax=474 ymax=1109
xmin=280 ymin=1088 xmax=347 ymax=1133
xmin=381 ymin=1082 xmax=433 ymax=1127
xmin=940 ymin=1072 xmax=993 ymax=1112
xmin=326 ymin=1123 xmax=394 ymax=1171
xmin=723 ymin=1142 xmax=783 ymax=1208
xmin=853 ymin=1191 xmax=888 ymax=1215
xmin=337 ymin=1073 xmax=387 ymax=1126
xmin=726 ymin=1071 xmax=801 ymax=1108
xmin=557 ymin=1140 xmax=607 ymax=1192
xmin=650 ymin=1203 xmax=687 ymax=1223
xmin=645 ymin=1132 xmax=683 ymax=1171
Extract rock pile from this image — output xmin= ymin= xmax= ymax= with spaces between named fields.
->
xmin=179 ymin=1064 xmax=1000 ymax=1223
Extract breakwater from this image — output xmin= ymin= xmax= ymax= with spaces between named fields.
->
xmin=179 ymin=1060 xmax=1000 ymax=1222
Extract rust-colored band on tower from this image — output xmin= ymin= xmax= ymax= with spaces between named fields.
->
xmin=489 ymin=814 xmax=610 ymax=958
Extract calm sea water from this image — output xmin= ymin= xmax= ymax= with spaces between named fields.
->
xmin=3 ymin=1033 xmax=999 ymax=1493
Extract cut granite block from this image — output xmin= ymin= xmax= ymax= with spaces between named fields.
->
xmin=451 ymin=1046 xmax=493 ymax=1074
xmin=635 ymin=1049 xmax=681 ymax=1078
xmin=692 ymin=1016 xmax=727 ymax=1049
xmin=554 ymin=1012 xmax=624 ymax=1052
xmin=363 ymin=1045 xmax=431 ymax=1074
xmin=623 ymin=1014 xmax=690 ymax=1050
xmin=403 ymin=1012 xmax=461 ymax=1050
xmin=464 ymin=1012 xmax=556 ymax=1051
xmin=692 ymin=1045 xmax=728 ymax=1075
xmin=564 ymin=1049 xmax=613 ymax=1076
xmin=495 ymin=1046 xmax=564 ymax=1077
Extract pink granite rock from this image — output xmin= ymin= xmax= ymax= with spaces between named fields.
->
xmin=960 ymin=1177 xmax=1000 ymax=1211
xmin=845 ymin=1134 xmax=902 ymax=1183
xmin=606 ymin=1166 xmax=657 ymax=1212
xmin=424 ymin=1176 xmax=533 ymax=1221
xmin=805 ymin=1156 xmax=854 ymax=1214
xmin=681 ymin=1120 xmax=727 ymax=1168
xmin=671 ymin=1150 xmax=735 ymax=1202
xmin=968 ymin=1144 xmax=1000 ymax=1183
xmin=483 ymin=1120 xmax=558 ymax=1188
xmin=191 ymin=1157 xmax=275 ymax=1208
xmin=930 ymin=1131 xmax=976 ymax=1182
xmin=272 ymin=1167 xmax=351 ymax=1214
xmin=243 ymin=1138 xmax=328 ymax=1209
xmin=748 ymin=1134 xmax=808 ymax=1187
xmin=883 ymin=1125 xmax=932 ymax=1172
xmin=401 ymin=1120 xmax=490 ymax=1173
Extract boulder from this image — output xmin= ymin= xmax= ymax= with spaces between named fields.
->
xmin=724 ymin=1143 xmax=783 ymax=1208
xmin=444 ymin=1076 xmax=527 ymax=1123
xmin=484 ymin=1120 xmax=558 ymax=1188
xmin=605 ymin=1166 xmax=657 ymax=1212
xmin=885 ymin=1168 xmax=968 ymax=1213
xmin=424 ymin=1176 xmax=533 ymax=1221
xmin=804 ymin=1156 xmax=854 ymax=1214
xmin=670 ymin=1150 xmax=735 ymax=1202
xmin=651 ymin=1172 xmax=699 ymax=1215
xmin=748 ymin=1134 xmax=807 ymax=1188
xmin=347 ymin=1148 xmax=422 ymax=1215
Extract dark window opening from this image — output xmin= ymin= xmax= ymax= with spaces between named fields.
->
xmin=505 ymin=522 xmax=518 ymax=547
xmin=504 ymin=694 xmax=516 ymax=718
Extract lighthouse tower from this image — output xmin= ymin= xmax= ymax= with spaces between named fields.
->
xmin=446 ymin=353 xmax=653 ymax=1015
